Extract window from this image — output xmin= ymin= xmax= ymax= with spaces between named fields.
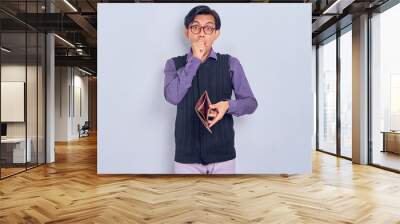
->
xmin=371 ymin=2 xmax=400 ymax=171
xmin=318 ymin=36 xmax=337 ymax=154
xmin=339 ymin=28 xmax=352 ymax=158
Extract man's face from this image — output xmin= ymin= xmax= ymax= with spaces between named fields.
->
xmin=185 ymin=14 xmax=220 ymax=50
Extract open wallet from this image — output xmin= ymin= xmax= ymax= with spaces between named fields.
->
xmin=194 ymin=90 xmax=216 ymax=133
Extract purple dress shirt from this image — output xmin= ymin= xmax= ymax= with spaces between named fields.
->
xmin=164 ymin=48 xmax=257 ymax=116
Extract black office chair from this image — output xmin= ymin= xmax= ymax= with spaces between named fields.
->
xmin=79 ymin=121 xmax=90 ymax=138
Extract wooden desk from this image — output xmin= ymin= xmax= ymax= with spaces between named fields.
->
xmin=381 ymin=131 xmax=400 ymax=154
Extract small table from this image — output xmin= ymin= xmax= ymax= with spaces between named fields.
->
xmin=1 ymin=138 xmax=32 ymax=164
xmin=381 ymin=131 xmax=400 ymax=154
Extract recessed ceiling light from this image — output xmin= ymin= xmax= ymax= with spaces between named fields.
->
xmin=1 ymin=47 xmax=11 ymax=53
xmin=54 ymin=34 xmax=75 ymax=48
xmin=63 ymin=0 xmax=78 ymax=12
xmin=78 ymin=67 xmax=93 ymax=76
xmin=322 ymin=0 xmax=354 ymax=15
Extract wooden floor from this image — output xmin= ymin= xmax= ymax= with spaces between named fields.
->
xmin=1 ymin=163 xmax=46 ymax=178
xmin=0 ymin=167 xmax=26 ymax=178
xmin=1 ymin=134 xmax=400 ymax=224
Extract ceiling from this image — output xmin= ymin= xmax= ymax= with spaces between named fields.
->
xmin=0 ymin=0 xmax=393 ymax=75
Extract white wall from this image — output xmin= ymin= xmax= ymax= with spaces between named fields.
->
xmin=98 ymin=3 xmax=313 ymax=174
xmin=55 ymin=66 xmax=69 ymax=141
xmin=72 ymin=72 xmax=89 ymax=138
xmin=55 ymin=67 xmax=89 ymax=141
xmin=1 ymin=65 xmax=26 ymax=128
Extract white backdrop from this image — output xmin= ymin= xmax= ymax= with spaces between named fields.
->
xmin=98 ymin=3 xmax=313 ymax=174
xmin=1 ymin=82 xmax=25 ymax=122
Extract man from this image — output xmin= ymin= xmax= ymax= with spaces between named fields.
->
xmin=164 ymin=5 xmax=258 ymax=174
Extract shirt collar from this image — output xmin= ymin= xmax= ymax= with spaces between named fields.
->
xmin=187 ymin=47 xmax=217 ymax=62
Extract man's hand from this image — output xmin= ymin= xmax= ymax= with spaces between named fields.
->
xmin=208 ymin=101 xmax=229 ymax=128
xmin=192 ymin=39 xmax=207 ymax=62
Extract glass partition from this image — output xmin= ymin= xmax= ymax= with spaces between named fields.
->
xmin=1 ymin=31 xmax=28 ymax=177
xmin=0 ymin=1 xmax=46 ymax=179
xmin=317 ymin=36 xmax=337 ymax=155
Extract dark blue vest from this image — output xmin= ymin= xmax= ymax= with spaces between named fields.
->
xmin=172 ymin=53 xmax=235 ymax=165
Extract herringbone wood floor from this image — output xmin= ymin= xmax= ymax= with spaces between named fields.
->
xmin=1 ymin=134 xmax=400 ymax=224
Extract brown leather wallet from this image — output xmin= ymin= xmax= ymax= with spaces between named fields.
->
xmin=194 ymin=90 xmax=215 ymax=133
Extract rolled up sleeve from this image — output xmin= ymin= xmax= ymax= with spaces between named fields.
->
xmin=163 ymin=56 xmax=201 ymax=105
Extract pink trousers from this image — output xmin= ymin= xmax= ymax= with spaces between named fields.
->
xmin=174 ymin=159 xmax=235 ymax=174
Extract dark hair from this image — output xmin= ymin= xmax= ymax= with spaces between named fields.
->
xmin=184 ymin=5 xmax=221 ymax=30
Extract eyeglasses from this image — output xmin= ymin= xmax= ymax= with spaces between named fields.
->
xmin=189 ymin=24 xmax=216 ymax=35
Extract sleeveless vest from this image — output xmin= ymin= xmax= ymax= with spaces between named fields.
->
xmin=173 ymin=53 xmax=235 ymax=165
